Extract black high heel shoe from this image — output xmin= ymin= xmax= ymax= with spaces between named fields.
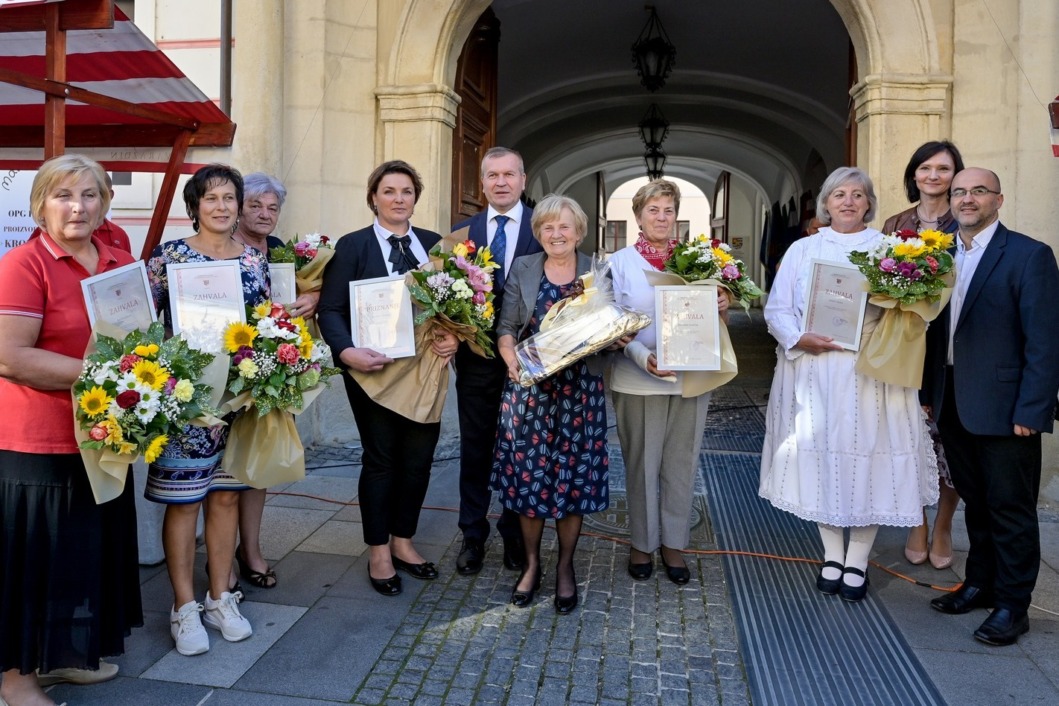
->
xmin=367 ymin=567 xmax=402 ymax=596
xmin=236 ymin=544 xmax=277 ymax=589
xmin=392 ymin=556 xmax=439 ymax=580
xmin=554 ymin=571 xmax=578 ymax=614
xmin=510 ymin=567 xmax=542 ymax=607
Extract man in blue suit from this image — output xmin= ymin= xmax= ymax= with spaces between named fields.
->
xmin=924 ymin=167 xmax=1059 ymax=646
xmin=451 ymin=147 xmax=543 ymax=574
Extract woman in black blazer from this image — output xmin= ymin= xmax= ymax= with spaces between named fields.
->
xmin=317 ymin=160 xmax=458 ymax=596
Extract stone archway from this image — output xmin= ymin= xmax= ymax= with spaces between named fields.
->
xmin=381 ymin=0 xmax=952 ymax=229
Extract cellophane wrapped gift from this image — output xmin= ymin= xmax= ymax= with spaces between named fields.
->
xmin=514 ymin=258 xmax=650 ymax=387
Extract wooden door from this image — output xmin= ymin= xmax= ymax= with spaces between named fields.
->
xmin=450 ymin=8 xmax=499 ymax=226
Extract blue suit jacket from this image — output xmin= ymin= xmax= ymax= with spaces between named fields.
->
xmin=921 ymin=223 xmax=1059 ymax=435
xmin=452 ymin=207 xmax=542 ymax=320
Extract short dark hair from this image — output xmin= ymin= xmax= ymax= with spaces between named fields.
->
xmin=184 ymin=163 xmax=244 ymax=231
xmin=903 ymin=141 xmax=964 ymax=202
xmin=366 ymin=160 xmax=424 ymax=212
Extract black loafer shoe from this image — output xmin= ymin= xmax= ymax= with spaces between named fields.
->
xmin=816 ymin=560 xmax=844 ymax=595
xmin=839 ymin=566 xmax=869 ymax=603
xmin=368 ymin=568 xmax=402 ymax=596
xmin=511 ymin=568 xmax=542 ymax=607
xmin=973 ymin=608 xmax=1029 ymax=646
xmin=930 ymin=584 xmax=995 ymax=615
xmin=392 ymin=557 xmax=438 ymax=580
xmin=502 ymin=537 xmax=525 ymax=571
xmin=456 ymin=539 xmax=485 ymax=575
xmin=662 ymin=560 xmax=691 ymax=585
xmin=628 ymin=562 xmax=653 ymax=581
xmin=555 ymin=590 xmax=579 ymax=614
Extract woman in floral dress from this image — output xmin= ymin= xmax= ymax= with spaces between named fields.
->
xmin=492 ymin=194 xmax=609 ymax=614
xmin=146 ymin=164 xmax=270 ymax=655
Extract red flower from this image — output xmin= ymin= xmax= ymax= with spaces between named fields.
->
xmin=276 ymin=320 xmax=298 ymax=333
xmin=119 ymin=354 xmax=141 ymax=373
xmin=462 ymin=239 xmax=476 ymax=254
xmin=89 ymin=424 xmax=108 ymax=441
xmin=276 ymin=343 xmax=300 ymax=365
xmin=270 ymin=303 xmax=290 ymax=320
xmin=896 ymin=229 xmax=918 ymax=241
xmin=925 ymin=255 xmax=939 ymax=274
xmin=116 ymin=390 xmax=140 ymax=409
xmin=319 ymin=235 xmax=331 ymax=245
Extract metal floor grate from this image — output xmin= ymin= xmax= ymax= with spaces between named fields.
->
xmin=702 ymin=452 xmax=946 ymax=706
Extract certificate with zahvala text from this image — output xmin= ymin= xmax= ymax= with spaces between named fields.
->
xmin=269 ymin=263 xmax=297 ymax=306
xmin=349 ymin=275 xmax=415 ymax=359
xmin=80 ymin=260 xmax=156 ymax=333
xmin=802 ymin=259 xmax=868 ymax=351
xmin=655 ymin=284 xmax=721 ymax=371
xmin=166 ymin=260 xmax=246 ymax=354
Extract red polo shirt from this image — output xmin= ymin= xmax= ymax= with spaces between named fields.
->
xmin=0 ymin=232 xmax=134 ymax=454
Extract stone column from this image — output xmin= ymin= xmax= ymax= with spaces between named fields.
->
xmin=375 ymin=83 xmax=461 ymax=232
xmin=232 ymin=0 xmax=285 ymax=176
xmin=851 ymin=74 xmax=952 ymax=225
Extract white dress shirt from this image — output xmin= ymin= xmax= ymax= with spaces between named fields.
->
xmin=947 ymin=219 xmax=999 ymax=364
xmin=373 ymin=219 xmax=430 ymax=276
xmin=485 ymin=201 xmax=524 ymax=275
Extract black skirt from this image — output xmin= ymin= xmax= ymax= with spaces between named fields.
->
xmin=0 ymin=450 xmax=143 ymax=675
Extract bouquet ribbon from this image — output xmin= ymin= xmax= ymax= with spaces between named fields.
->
xmin=219 ymin=385 xmax=328 ymax=489
xmin=643 ymin=271 xmax=739 ymax=397
xmin=855 ymin=276 xmax=954 ymax=389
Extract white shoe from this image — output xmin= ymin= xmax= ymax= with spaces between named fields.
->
xmin=37 ymin=659 xmax=119 ymax=686
xmin=203 ymin=591 xmax=252 ymax=642
xmin=170 ymin=600 xmax=209 ymax=656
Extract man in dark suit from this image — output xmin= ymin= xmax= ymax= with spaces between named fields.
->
xmin=451 ymin=147 xmax=543 ymax=574
xmin=924 ymin=167 xmax=1059 ymax=646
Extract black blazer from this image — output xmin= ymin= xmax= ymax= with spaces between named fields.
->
xmin=452 ymin=207 xmax=542 ymax=321
xmin=317 ymin=224 xmax=441 ymax=356
xmin=920 ymin=223 xmax=1059 ymax=435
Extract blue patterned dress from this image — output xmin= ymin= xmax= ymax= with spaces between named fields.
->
xmin=491 ymin=275 xmax=610 ymax=519
xmin=144 ymin=239 xmax=270 ymax=504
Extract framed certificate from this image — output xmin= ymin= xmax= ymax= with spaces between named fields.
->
xmin=269 ymin=263 xmax=296 ymax=305
xmin=802 ymin=259 xmax=868 ymax=351
xmin=166 ymin=260 xmax=246 ymax=354
xmin=349 ymin=275 xmax=415 ymax=359
xmin=81 ymin=260 xmax=156 ymax=333
xmin=655 ymin=285 xmax=721 ymax=371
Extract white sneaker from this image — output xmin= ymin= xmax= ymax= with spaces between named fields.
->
xmin=170 ymin=601 xmax=209 ymax=656
xmin=203 ymin=591 xmax=252 ymax=642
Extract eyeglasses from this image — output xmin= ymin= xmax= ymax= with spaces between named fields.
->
xmin=950 ymin=187 xmax=1001 ymax=199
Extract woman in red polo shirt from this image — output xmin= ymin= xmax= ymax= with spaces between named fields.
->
xmin=0 ymin=155 xmax=142 ymax=706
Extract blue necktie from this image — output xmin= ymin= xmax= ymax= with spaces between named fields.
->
xmin=492 ymin=215 xmax=509 ymax=290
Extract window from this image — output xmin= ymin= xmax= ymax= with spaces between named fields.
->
xmin=604 ymin=221 xmax=626 ymax=253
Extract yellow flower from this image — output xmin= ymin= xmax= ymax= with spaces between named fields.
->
xmin=132 ymin=360 xmax=169 ymax=391
xmin=224 ymin=322 xmax=258 ymax=353
xmin=713 ymin=248 xmax=734 ymax=265
xmin=452 ymin=242 xmax=469 ymax=258
xmin=482 ymin=301 xmax=494 ymax=321
xmin=919 ymin=229 xmax=953 ymax=251
xmin=133 ymin=343 xmax=160 ymax=357
xmin=78 ymin=386 xmax=112 ymax=418
xmin=292 ymin=316 xmax=308 ymax=331
xmin=103 ymin=417 xmax=123 ymax=444
xmin=893 ymin=241 xmax=927 ymax=259
xmin=238 ymin=358 xmax=260 ymax=378
xmin=117 ymin=440 xmax=137 ymax=456
xmin=299 ymin=340 xmax=314 ymax=359
xmin=144 ymin=434 xmax=169 ymax=463
xmin=478 ymin=247 xmax=496 ymax=268
xmin=253 ymin=302 xmax=272 ymax=319
xmin=173 ymin=379 xmax=194 ymax=403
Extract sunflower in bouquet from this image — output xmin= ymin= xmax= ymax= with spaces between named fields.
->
xmin=408 ymin=239 xmax=498 ymax=357
xmin=74 ymin=321 xmax=217 ymax=463
xmin=848 ymin=229 xmax=955 ymax=305
xmin=223 ymin=301 xmax=342 ymax=416
xmin=664 ymin=234 xmax=763 ymax=310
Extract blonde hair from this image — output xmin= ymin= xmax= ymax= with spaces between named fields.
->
xmin=816 ymin=167 xmax=878 ymax=225
xmin=531 ymin=194 xmax=588 ymax=243
xmin=631 ymin=179 xmax=681 ymax=219
xmin=30 ymin=154 xmax=111 ymax=229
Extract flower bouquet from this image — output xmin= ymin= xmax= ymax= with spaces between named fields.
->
xmin=219 ymin=301 xmax=341 ymax=487
xmin=663 ymin=235 xmax=763 ymax=311
xmin=351 ymin=236 xmax=500 ymax=425
xmin=269 ymin=232 xmax=335 ymax=302
xmin=848 ymin=229 xmax=956 ymax=388
xmin=74 ymin=321 xmax=219 ymax=502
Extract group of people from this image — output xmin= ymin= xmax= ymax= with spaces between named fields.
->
xmin=759 ymin=143 xmax=1059 ymax=649
xmin=1 ymin=140 xmax=1057 ymax=704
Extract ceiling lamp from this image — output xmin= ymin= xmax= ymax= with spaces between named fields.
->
xmin=638 ymin=103 xmax=670 ymax=150
xmin=631 ymin=5 xmax=676 ymax=93
xmin=644 ymin=146 xmax=667 ymax=180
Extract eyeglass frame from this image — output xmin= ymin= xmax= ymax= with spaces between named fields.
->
xmin=950 ymin=186 xmax=1001 ymax=199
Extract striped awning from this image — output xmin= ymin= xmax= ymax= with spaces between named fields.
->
xmin=0 ymin=3 xmax=235 ymax=148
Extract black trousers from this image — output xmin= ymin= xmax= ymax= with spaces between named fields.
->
xmin=342 ymin=374 xmax=440 ymax=546
xmin=453 ymin=344 xmax=520 ymax=543
xmin=937 ymin=367 xmax=1042 ymax=613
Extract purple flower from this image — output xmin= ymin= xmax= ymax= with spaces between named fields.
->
xmin=472 ymin=291 xmax=486 ymax=305
xmin=722 ymin=263 xmax=740 ymax=280
xmin=233 ymin=345 xmax=255 ymax=365
xmin=879 ymin=258 xmax=897 ymax=273
xmin=896 ymin=261 xmax=922 ymax=279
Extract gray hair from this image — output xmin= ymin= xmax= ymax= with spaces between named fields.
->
xmin=531 ymin=194 xmax=588 ymax=243
xmin=242 ymin=172 xmax=287 ymax=208
xmin=480 ymin=146 xmax=525 ymax=177
xmin=816 ymin=166 xmax=878 ymax=225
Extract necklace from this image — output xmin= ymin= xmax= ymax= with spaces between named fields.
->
xmin=915 ymin=206 xmax=942 ymax=225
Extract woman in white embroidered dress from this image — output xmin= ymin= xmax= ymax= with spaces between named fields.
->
xmin=758 ymin=166 xmax=938 ymax=602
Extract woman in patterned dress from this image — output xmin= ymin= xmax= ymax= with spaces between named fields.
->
xmin=145 ymin=165 xmax=270 ymax=655
xmin=491 ymin=194 xmax=609 ymax=614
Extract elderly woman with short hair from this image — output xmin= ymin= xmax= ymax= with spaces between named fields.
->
xmin=758 ymin=166 xmax=938 ymax=602
xmin=609 ymin=178 xmax=730 ymax=586
xmin=491 ymin=194 xmax=610 ymax=614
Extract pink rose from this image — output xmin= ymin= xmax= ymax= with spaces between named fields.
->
xmin=293 ymin=241 xmax=312 ymax=257
xmin=116 ymin=390 xmax=140 ymax=409
xmin=722 ymin=263 xmax=740 ymax=280
xmin=119 ymin=354 xmax=141 ymax=373
xmin=925 ymin=255 xmax=938 ymax=274
xmin=164 ymin=377 xmax=177 ymax=394
xmin=89 ymin=424 xmax=108 ymax=441
xmin=472 ymin=291 xmax=486 ymax=305
xmin=276 ymin=343 xmax=300 ymax=365
xmin=270 ymin=303 xmax=290 ymax=320
xmin=879 ymin=258 xmax=897 ymax=273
